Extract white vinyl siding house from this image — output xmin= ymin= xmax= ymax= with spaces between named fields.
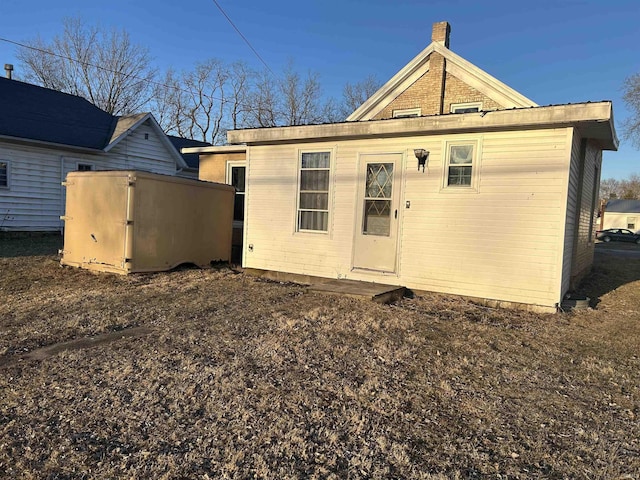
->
xmin=198 ymin=21 xmax=617 ymax=311
xmin=240 ymin=127 xmax=582 ymax=309
xmin=0 ymin=119 xmax=184 ymax=232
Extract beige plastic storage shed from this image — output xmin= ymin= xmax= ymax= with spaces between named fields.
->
xmin=61 ymin=170 xmax=234 ymax=274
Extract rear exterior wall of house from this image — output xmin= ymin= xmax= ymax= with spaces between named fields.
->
xmin=243 ymin=127 xmax=575 ymax=309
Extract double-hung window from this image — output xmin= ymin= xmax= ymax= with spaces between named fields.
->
xmin=298 ymin=151 xmax=330 ymax=232
xmin=0 ymin=161 xmax=8 ymax=188
xmin=228 ymin=164 xmax=246 ymax=223
xmin=443 ymin=140 xmax=480 ymax=191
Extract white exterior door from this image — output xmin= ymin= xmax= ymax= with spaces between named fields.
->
xmin=352 ymin=153 xmax=402 ymax=273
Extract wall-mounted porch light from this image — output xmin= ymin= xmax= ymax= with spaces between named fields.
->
xmin=414 ymin=149 xmax=429 ymax=172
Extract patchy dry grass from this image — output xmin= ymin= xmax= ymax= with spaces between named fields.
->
xmin=1 ymin=235 xmax=639 ymax=479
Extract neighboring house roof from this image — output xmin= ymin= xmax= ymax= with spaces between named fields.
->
xmin=605 ymin=199 xmax=640 ymax=213
xmin=0 ymin=77 xmax=188 ymax=168
xmin=347 ymin=40 xmax=537 ymax=122
xmin=0 ymin=76 xmax=114 ymax=149
xmin=168 ymin=136 xmax=212 ymax=169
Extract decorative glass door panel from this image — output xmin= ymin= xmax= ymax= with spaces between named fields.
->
xmin=363 ymin=163 xmax=393 ymax=236
xmin=353 ymin=155 xmax=402 ymax=273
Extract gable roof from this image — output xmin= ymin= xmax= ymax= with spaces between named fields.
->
xmin=347 ymin=41 xmax=537 ymax=122
xmin=0 ymin=77 xmax=188 ymax=168
xmin=0 ymin=77 xmax=115 ymax=150
xmin=606 ymin=199 xmax=640 ymax=213
xmin=168 ymin=136 xmax=212 ymax=169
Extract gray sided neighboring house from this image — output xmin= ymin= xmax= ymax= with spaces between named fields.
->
xmin=0 ymin=77 xmax=201 ymax=232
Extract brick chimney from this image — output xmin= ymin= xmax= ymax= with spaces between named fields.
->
xmin=428 ymin=22 xmax=450 ymax=114
xmin=431 ymin=21 xmax=451 ymax=49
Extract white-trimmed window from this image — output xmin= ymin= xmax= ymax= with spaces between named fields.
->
xmin=392 ymin=108 xmax=421 ymax=118
xmin=0 ymin=161 xmax=9 ymax=188
xmin=443 ymin=140 xmax=480 ymax=190
xmin=297 ymin=151 xmax=331 ymax=232
xmin=450 ymin=102 xmax=482 ymax=114
xmin=77 ymin=163 xmax=94 ymax=171
xmin=226 ymin=162 xmax=246 ymax=224
xmin=628 ymin=217 xmax=637 ymax=230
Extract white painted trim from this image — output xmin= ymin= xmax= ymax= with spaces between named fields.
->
xmin=393 ymin=107 xmax=422 ymax=118
xmin=450 ymin=102 xmax=482 ymax=113
xmin=347 ymin=46 xmax=434 ymax=121
xmin=439 ymin=137 xmax=483 ymax=193
xmin=345 ymin=41 xmax=537 ymax=122
xmin=294 ymin=148 xmax=335 ymax=235
xmin=183 ymin=145 xmax=247 ymax=154
xmin=229 ymin=102 xmax=617 ymax=151
xmin=226 ymin=160 xmax=246 ymax=228
xmin=434 ymin=42 xmax=537 ymax=108
xmin=104 ymin=114 xmax=188 ymax=169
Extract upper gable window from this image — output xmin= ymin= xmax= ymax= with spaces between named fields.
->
xmin=77 ymin=163 xmax=94 ymax=172
xmin=0 ymin=161 xmax=9 ymax=188
xmin=451 ymin=102 xmax=482 ymax=114
xmin=392 ymin=108 xmax=421 ymax=118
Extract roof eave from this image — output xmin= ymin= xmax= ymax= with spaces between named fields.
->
xmin=181 ymin=145 xmax=247 ymax=154
xmin=228 ymin=102 xmax=618 ymax=150
xmin=0 ymin=134 xmax=104 ymax=154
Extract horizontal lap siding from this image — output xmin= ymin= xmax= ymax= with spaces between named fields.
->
xmin=570 ymin=140 xmax=601 ymax=284
xmin=107 ymin=122 xmax=178 ymax=175
xmin=561 ymin=129 xmax=581 ymax=295
xmin=245 ymin=144 xmax=354 ymax=276
xmin=1 ymin=123 xmax=178 ymax=231
xmin=1 ymin=145 xmax=70 ymax=231
xmin=245 ymin=128 xmax=571 ymax=308
xmin=399 ymin=129 xmax=571 ymax=307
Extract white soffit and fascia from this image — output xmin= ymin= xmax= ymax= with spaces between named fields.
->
xmin=346 ymin=41 xmax=537 ymax=122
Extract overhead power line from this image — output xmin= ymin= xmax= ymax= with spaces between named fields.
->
xmin=210 ymin=0 xmax=275 ymax=77
xmin=0 ymin=35 xmax=257 ymax=111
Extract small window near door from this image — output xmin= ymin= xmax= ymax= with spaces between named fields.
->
xmin=0 ymin=161 xmax=9 ymax=188
xmin=230 ymin=166 xmax=245 ymax=222
xmin=445 ymin=143 xmax=476 ymax=188
xmin=450 ymin=102 xmax=482 ymax=114
xmin=77 ymin=163 xmax=94 ymax=171
xmin=298 ymin=151 xmax=330 ymax=232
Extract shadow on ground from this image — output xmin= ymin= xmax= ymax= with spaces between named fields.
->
xmin=578 ymin=243 xmax=640 ymax=308
xmin=0 ymin=233 xmax=63 ymax=258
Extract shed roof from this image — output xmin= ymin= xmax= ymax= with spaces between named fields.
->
xmin=605 ymin=199 xmax=640 ymax=213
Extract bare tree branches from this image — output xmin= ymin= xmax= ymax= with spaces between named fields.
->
xmin=623 ymin=73 xmax=640 ymax=148
xmin=14 ymin=17 xmax=381 ymax=143
xmin=17 ymin=18 xmax=156 ymax=116
xmin=600 ymin=174 xmax=640 ymax=201
xmin=340 ymin=74 xmax=382 ymax=119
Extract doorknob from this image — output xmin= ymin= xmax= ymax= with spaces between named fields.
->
xmin=394 ymin=209 xmax=398 ymax=219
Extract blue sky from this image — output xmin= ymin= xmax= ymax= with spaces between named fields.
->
xmin=1 ymin=0 xmax=639 ymax=179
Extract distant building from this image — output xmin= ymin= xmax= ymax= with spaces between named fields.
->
xmin=601 ymin=199 xmax=640 ymax=232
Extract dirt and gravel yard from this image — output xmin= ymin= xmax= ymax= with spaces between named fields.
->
xmin=1 ymin=235 xmax=639 ymax=479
